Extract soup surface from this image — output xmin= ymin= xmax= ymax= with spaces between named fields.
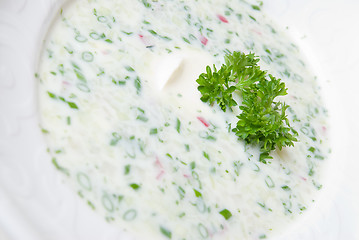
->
xmin=37 ymin=0 xmax=329 ymax=239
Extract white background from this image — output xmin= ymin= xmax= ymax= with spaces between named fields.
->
xmin=0 ymin=0 xmax=358 ymax=239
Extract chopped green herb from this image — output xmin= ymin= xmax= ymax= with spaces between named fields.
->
xmin=129 ymin=183 xmax=140 ymax=190
xmin=160 ymin=226 xmax=172 ymax=239
xmin=299 ymin=204 xmax=307 ymax=211
xmin=189 ymin=34 xmax=196 ymax=40
xmin=203 ymin=151 xmax=210 ymax=161
xmin=193 ymin=189 xmax=202 ymax=198
xmin=175 ymin=118 xmax=181 ymax=133
xmin=182 ymin=37 xmax=190 ymax=44
xmin=308 ymin=146 xmax=316 ymax=153
xmin=205 ymin=135 xmax=216 ymax=141
xmin=137 ymin=107 xmax=145 ymax=114
xmin=117 ymin=195 xmax=124 ymax=203
xmin=249 ymin=15 xmax=257 ymax=21
xmin=219 ymin=209 xmax=232 ymax=220
xmin=47 ymin=49 xmax=54 ymax=58
xmin=57 ymin=64 xmax=64 ymax=75
xmin=110 ymin=132 xmax=121 ymax=145
xmin=64 ymin=46 xmax=73 ymax=54
xmin=87 ymin=200 xmax=95 ymax=210
xmin=78 ymin=190 xmax=84 ymax=198
xmin=122 ymin=31 xmax=133 ymax=35
xmin=257 ymin=202 xmax=266 ymax=209
xmin=178 ymin=212 xmax=186 ymax=218
xmin=41 ymin=128 xmax=49 ymax=134
xmin=76 ymin=83 xmax=90 ymax=92
xmin=74 ymin=69 xmax=86 ymax=82
xmin=136 ymin=115 xmax=148 ymax=122
xmin=51 ymin=157 xmax=69 ymax=176
xmin=67 ymin=101 xmax=78 ymax=109
xmin=251 ymin=5 xmax=261 ymax=11
xmin=161 ymin=36 xmax=172 ymax=41
xmin=177 ymin=186 xmax=185 ymax=199
xmin=47 ymin=91 xmax=57 ymax=99
xmin=150 ymin=128 xmax=158 ymax=135
xmin=124 ymin=164 xmax=131 ymax=175
xmin=134 ymin=76 xmax=141 ymax=94
xmin=148 ymin=29 xmax=157 ymax=36
xmin=281 ymin=185 xmax=291 ymax=191
xmin=125 ymin=66 xmax=135 ymax=72
xmin=66 ymin=116 xmax=71 ymax=125
xmin=312 ymin=180 xmax=323 ymax=190
xmin=233 ymin=161 xmax=243 ymax=176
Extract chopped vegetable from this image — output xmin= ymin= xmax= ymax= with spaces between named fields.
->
xmin=219 ymin=208 xmax=232 ymax=220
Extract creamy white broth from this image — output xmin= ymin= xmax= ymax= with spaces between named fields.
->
xmin=37 ymin=0 xmax=329 ymax=239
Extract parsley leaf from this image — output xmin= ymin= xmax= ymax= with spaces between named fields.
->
xmin=196 ymin=65 xmax=237 ymax=111
xmin=196 ymin=51 xmax=298 ymax=162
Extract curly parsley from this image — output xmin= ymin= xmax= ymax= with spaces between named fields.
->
xmin=196 ymin=51 xmax=298 ymax=163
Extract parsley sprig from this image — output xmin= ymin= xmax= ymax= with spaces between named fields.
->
xmin=196 ymin=51 xmax=298 ymax=163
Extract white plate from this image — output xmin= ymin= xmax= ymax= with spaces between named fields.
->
xmin=0 ymin=0 xmax=358 ymax=239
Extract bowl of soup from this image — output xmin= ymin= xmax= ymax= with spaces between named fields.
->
xmin=0 ymin=0 xmax=358 ymax=239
